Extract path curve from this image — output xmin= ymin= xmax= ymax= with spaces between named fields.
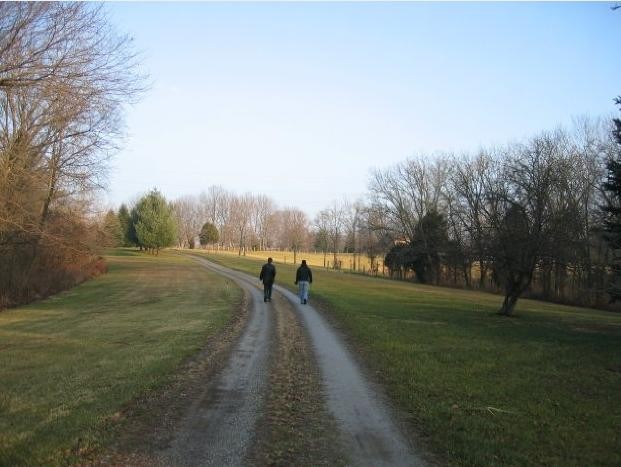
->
xmin=159 ymin=259 xmax=273 ymax=466
xmin=196 ymin=257 xmax=425 ymax=467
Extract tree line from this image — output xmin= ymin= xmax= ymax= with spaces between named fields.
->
xmin=2 ymin=3 xmax=619 ymax=317
xmin=370 ymin=117 xmax=619 ymax=315
xmin=108 ymin=113 xmax=621 ymax=316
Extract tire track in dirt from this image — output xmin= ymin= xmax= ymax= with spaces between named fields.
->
xmin=272 ymin=283 xmax=426 ymax=467
xmin=157 ymin=258 xmax=274 ymax=466
xmin=198 ymin=258 xmax=427 ymax=466
xmin=96 ymin=257 xmax=427 ymax=466
xmin=191 ymin=256 xmax=347 ymax=466
xmin=246 ymin=285 xmax=347 ymax=466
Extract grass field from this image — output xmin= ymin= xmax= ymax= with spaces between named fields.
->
xmin=199 ymin=251 xmax=621 ymax=466
xmin=0 ymin=250 xmax=241 ymax=465
xmin=207 ymin=248 xmax=383 ymax=273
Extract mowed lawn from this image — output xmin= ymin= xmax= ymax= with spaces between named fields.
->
xmin=0 ymin=250 xmax=241 ymax=465
xmin=200 ymin=252 xmax=621 ymax=466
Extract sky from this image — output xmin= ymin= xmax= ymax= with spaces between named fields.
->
xmin=103 ymin=2 xmax=621 ymax=218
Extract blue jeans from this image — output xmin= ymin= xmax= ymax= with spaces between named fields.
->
xmin=298 ymin=281 xmax=310 ymax=302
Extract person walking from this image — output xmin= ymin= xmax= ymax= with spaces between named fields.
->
xmin=295 ymin=259 xmax=313 ymax=304
xmin=259 ymin=257 xmax=276 ymax=302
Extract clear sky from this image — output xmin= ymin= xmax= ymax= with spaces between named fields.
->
xmin=104 ymin=2 xmax=621 ymax=217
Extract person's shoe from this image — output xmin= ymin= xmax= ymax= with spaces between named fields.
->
xmin=264 ymin=298 xmax=267 ymax=302
xmin=304 ymin=299 xmax=307 ymax=304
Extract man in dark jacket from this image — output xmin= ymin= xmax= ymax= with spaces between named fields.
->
xmin=259 ymin=257 xmax=276 ymax=302
xmin=295 ymin=259 xmax=313 ymax=304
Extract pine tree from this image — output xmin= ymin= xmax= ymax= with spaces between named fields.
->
xmin=199 ymin=222 xmax=219 ymax=247
xmin=134 ymin=189 xmax=177 ymax=254
xmin=117 ymin=204 xmax=132 ymax=246
xmin=602 ymin=97 xmax=621 ymax=302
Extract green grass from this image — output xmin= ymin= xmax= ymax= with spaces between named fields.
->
xmin=199 ymin=251 xmax=621 ymax=466
xmin=0 ymin=250 xmax=241 ymax=465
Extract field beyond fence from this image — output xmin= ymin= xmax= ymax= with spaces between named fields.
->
xmin=201 ymin=249 xmax=384 ymax=274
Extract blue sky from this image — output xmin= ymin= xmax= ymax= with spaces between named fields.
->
xmin=104 ymin=2 xmax=621 ymax=217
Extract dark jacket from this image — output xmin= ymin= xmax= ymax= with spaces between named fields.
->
xmin=295 ymin=264 xmax=312 ymax=284
xmin=260 ymin=263 xmax=276 ymax=285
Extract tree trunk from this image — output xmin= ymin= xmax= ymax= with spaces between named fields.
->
xmin=238 ymin=230 xmax=244 ymax=256
xmin=541 ymin=259 xmax=552 ymax=299
xmin=498 ymin=270 xmax=533 ymax=316
xmin=479 ymin=261 xmax=488 ymax=289
xmin=499 ymin=292 xmax=520 ymax=316
xmin=462 ymin=261 xmax=471 ymax=287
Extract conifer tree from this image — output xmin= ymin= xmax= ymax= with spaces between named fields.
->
xmin=602 ymin=98 xmax=621 ymax=302
xmin=199 ymin=222 xmax=219 ymax=247
xmin=134 ymin=189 xmax=177 ymax=254
xmin=117 ymin=204 xmax=132 ymax=247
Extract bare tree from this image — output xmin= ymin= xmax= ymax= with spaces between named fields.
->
xmin=1 ymin=4 xmax=145 ymax=230
xmin=199 ymin=186 xmax=232 ymax=248
xmin=369 ymin=155 xmax=450 ymax=244
xmin=278 ymin=207 xmax=309 ymax=264
xmin=0 ymin=3 xmax=145 ymax=307
xmin=313 ymin=210 xmax=330 ymax=267
xmin=172 ymin=195 xmax=201 ymax=248
xmin=489 ymin=135 xmax=562 ymax=316
xmin=358 ymin=205 xmax=392 ymax=274
xmin=448 ymin=151 xmax=497 ymax=287
xmin=199 ymin=186 xmax=226 ymax=225
xmin=230 ymin=193 xmax=254 ymax=256
xmin=342 ymin=199 xmax=365 ymax=270
xmin=444 ymin=173 xmax=474 ymax=286
xmin=251 ymin=194 xmax=276 ymax=250
xmin=322 ymin=199 xmax=348 ymax=269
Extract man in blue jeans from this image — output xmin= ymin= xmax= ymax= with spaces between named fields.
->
xmin=295 ymin=259 xmax=313 ymax=304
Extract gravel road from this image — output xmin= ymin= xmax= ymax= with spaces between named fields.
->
xmin=158 ymin=259 xmax=274 ymax=466
xmin=272 ymin=282 xmax=425 ymax=467
xmin=193 ymin=257 xmax=426 ymax=467
xmin=97 ymin=256 xmax=427 ymax=466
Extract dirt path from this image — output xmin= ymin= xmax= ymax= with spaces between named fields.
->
xmin=158 ymin=260 xmax=273 ymax=466
xmin=195 ymin=258 xmax=426 ymax=467
xmin=270 ymin=284 xmax=425 ymax=467
xmin=96 ymin=257 xmax=427 ymax=466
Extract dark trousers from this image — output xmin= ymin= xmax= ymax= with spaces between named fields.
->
xmin=263 ymin=283 xmax=273 ymax=301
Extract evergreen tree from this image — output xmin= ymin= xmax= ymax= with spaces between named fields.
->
xmin=602 ymin=98 xmax=621 ymax=302
xmin=134 ymin=189 xmax=177 ymax=254
xmin=199 ymin=222 xmax=219 ymax=247
xmin=410 ymin=210 xmax=449 ymax=284
xmin=383 ymin=211 xmax=448 ymax=284
xmin=117 ymin=204 xmax=132 ymax=246
xmin=128 ymin=206 xmax=140 ymax=248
